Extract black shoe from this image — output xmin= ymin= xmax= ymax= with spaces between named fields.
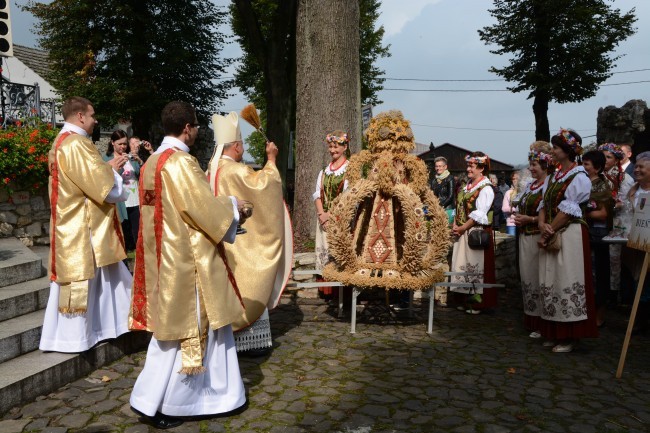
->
xmin=131 ymin=406 xmax=184 ymax=429
xmin=238 ymin=346 xmax=272 ymax=357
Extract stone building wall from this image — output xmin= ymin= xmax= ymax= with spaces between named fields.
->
xmin=0 ymin=186 xmax=51 ymax=247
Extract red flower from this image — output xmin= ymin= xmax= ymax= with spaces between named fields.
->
xmin=15 ymin=120 xmax=21 ymax=127
xmin=3 ymin=178 xmax=10 ymax=184
xmin=29 ymin=130 xmax=39 ymax=141
xmin=28 ymin=146 xmax=36 ymax=154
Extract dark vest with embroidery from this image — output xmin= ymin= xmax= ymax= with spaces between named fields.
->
xmin=455 ymin=182 xmax=493 ymax=226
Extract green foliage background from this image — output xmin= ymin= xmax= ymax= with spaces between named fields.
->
xmin=24 ymin=0 xmax=232 ymax=137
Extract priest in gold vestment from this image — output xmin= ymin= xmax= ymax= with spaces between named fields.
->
xmin=207 ymin=112 xmax=291 ymax=357
xmin=39 ymin=96 xmax=132 ymax=353
xmin=129 ymin=102 xmax=246 ymax=428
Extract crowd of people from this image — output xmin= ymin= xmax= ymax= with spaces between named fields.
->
xmin=40 ymin=96 xmax=649 ymax=427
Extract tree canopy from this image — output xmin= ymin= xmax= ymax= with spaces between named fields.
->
xmin=24 ymin=0 xmax=231 ymax=137
xmin=231 ymin=0 xmax=390 ymax=165
xmin=478 ymin=0 xmax=637 ymax=141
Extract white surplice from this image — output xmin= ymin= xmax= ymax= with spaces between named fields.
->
xmin=39 ymin=262 xmax=133 ymax=352
xmin=130 ymin=136 xmax=245 ymax=417
xmin=39 ymin=122 xmax=132 ymax=353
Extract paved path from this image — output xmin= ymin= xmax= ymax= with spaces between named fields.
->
xmin=1 ymin=287 xmax=649 ymax=432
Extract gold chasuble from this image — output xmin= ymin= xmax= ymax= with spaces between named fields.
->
xmin=212 ymin=158 xmax=289 ymax=330
xmin=129 ymin=149 xmax=244 ymax=374
xmin=48 ymin=132 xmax=126 ymax=313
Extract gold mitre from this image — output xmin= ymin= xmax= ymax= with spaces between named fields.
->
xmin=212 ymin=111 xmax=242 ymax=146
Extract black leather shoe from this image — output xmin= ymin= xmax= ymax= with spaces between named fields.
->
xmin=131 ymin=406 xmax=184 ymax=429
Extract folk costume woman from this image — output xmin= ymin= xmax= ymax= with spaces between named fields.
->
xmin=538 ymin=129 xmax=598 ymax=353
xmin=313 ymin=131 xmax=350 ymax=272
xmin=450 ymin=151 xmax=497 ymax=314
xmin=513 ymin=141 xmax=553 ymax=338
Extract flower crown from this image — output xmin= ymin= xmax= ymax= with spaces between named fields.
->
xmin=556 ymin=128 xmax=583 ymax=155
xmin=598 ymin=142 xmax=624 ymax=160
xmin=326 ymin=133 xmax=349 ymax=145
xmin=528 ymin=150 xmax=553 ymax=164
xmin=465 ymin=154 xmax=489 ymax=165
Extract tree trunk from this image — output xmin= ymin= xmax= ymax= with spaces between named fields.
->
xmin=533 ymin=94 xmax=550 ymax=142
xmin=294 ymin=0 xmax=361 ymax=238
xmin=233 ymin=0 xmax=297 ymax=185
xmin=128 ymin=0 xmax=152 ymax=139
xmin=532 ymin=0 xmax=551 ymax=142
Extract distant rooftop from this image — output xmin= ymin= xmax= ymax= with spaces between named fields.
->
xmin=411 ymin=142 xmax=431 ymax=155
xmin=12 ymin=44 xmax=52 ymax=82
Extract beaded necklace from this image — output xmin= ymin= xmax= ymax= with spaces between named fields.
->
xmin=529 ymin=178 xmax=544 ymax=191
xmin=464 ymin=176 xmax=486 ymax=192
xmin=329 ymin=157 xmax=347 ymax=172
xmin=554 ymin=162 xmax=577 ymax=181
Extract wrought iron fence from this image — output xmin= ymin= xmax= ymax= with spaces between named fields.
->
xmin=1 ymin=77 xmax=56 ymax=127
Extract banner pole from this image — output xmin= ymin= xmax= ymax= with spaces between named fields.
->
xmin=616 ymin=251 xmax=649 ymax=378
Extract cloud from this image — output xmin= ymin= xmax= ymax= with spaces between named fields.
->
xmin=379 ymin=0 xmax=443 ymax=37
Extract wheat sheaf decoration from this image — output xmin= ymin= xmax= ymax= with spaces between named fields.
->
xmin=240 ymin=103 xmax=269 ymax=142
xmin=322 ymin=110 xmax=451 ymax=291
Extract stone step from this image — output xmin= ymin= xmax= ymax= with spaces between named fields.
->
xmin=0 ymin=331 xmax=151 ymax=415
xmin=0 ymin=276 xmax=50 ymax=322
xmin=0 ymin=238 xmax=43 ymax=288
xmin=0 ymin=310 xmax=45 ymax=364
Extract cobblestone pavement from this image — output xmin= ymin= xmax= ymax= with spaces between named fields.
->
xmin=2 ymin=287 xmax=650 ymax=433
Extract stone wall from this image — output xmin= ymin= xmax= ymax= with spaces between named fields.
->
xmin=494 ymin=232 xmax=518 ymax=288
xmin=597 ymin=99 xmax=649 ymax=149
xmin=0 ymin=186 xmax=51 ymax=247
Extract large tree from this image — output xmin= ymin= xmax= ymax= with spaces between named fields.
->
xmin=24 ymin=0 xmax=231 ymax=137
xmin=231 ymin=0 xmax=297 ymax=181
xmin=294 ymin=0 xmax=361 ymax=238
xmin=230 ymin=0 xmax=390 ymax=169
xmin=478 ymin=0 xmax=636 ymax=141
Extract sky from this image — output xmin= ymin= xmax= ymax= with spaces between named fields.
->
xmin=7 ymin=0 xmax=650 ymax=165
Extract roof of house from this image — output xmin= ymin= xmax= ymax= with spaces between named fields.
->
xmin=12 ymin=44 xmax=52 ymax=81
xmin=418 ymin=142 xmax=514 ymax=171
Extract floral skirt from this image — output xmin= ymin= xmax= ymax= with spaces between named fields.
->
xmin=519 ymin=234 xmax=542 ymax=331
xmin=450 ymin=226 xmax=497 ymax=309
xmin=538 ymin=224 xmax=598 ymax=340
